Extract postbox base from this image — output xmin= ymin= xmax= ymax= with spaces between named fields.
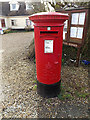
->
xmin=37 ymin=80 xmax=61 ymax=98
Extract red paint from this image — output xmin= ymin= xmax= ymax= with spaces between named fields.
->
xmin=29 ymin=12 xmax=69 ymax=85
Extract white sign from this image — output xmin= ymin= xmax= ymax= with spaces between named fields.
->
xmin=77 ymin=27 xmax=83 ymax=39
xmin=79 ymin=12 xmax=85 ymax=25
xmin=70 ymin=27 xmax=83 ymax=39
xmin=64 ymin=20 xmax=68 ymax=29
xmin=70 ymin=27 xmax=77 ymax=38
xmin=71 ymin=13 xmax=79 ymax=25
xmin=71 ymin=12 xmax=86 ymax=25
xmin=63 ymin=31 xmax=67 ymax=40
xmin=44 ymin=40 xmax=53 ymax=53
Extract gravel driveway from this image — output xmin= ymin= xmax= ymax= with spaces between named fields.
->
xmin=0 ymin=32 xmax=89 ymax=119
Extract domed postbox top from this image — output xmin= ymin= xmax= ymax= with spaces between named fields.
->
xmin=29 ymin=12 xmax=69 ymax=26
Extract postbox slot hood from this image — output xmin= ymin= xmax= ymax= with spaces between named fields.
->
xmin=40 ymin=31 xmax=58 ymax=36
xmin=40 ymin=31 xmax=58 ymax=34
xmin=29 ymin=12 xmax=69 ymax=27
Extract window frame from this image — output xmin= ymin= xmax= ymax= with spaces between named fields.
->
xmin=26 ymin=3 xmax=33 ymax=10
xmin=9 ymin=2 xmax=19 ymax=11
xmin=11 ymin=20 xmax=16 ymax=26
xmin=26 ymin=19 xmax=31 ymax=26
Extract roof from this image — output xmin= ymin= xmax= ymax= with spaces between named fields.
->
xmin=0 ymin=2 xmax=45 ymax=16
xmin=8 ymin=2 xmax=34 ymax=16
xmin=0 ymin=2 xmax=10 ymax=16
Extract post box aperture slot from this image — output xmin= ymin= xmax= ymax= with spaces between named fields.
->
xmin=44 ymin=40 xmax=53 ymax=53
xmin=40 ymin=31 xmax=58 ymax=35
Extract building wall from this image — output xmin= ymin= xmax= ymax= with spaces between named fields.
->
xmin=0 ymin=15 xmax=34 ymax=30
xmin=8 ymin=16 xmax=32 ymax=29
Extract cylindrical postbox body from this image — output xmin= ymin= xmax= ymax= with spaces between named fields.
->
xmin=29 ymin=12 xmax=68 ymax=97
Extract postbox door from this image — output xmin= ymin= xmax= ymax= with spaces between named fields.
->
xmin=34 ymin=27 xmax=63 ymax=85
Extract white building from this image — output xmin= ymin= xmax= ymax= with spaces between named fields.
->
xmin=0 ymin=1 xmax=44 ymax=30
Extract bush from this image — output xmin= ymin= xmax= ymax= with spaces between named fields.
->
xmin=3 ymin=28 xmax=11 ymax=34
xmin=28 ymin=38 xmax=35 ymax=60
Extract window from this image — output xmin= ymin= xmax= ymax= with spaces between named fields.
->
xmin=12 ymin=4 xmax=16 ymax=10
xmin=9 ymin=2 xmax=19 ymax=11
xmin=26 ymin=3 xmax=34 ymax=10
xmin=11 ymin=20 xmax=16 ymax=26
xmin=1 ymin=19 xmax=6 ymax=27
xmin=27 ymin=3 xmax=31 ymax=9
xmin=26 ymin=19 xmax=31 ymax=26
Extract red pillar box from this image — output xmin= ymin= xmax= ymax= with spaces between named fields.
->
xmin=29 ymin=12 xmax=68 ymax=97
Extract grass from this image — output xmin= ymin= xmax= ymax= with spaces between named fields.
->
xmin=58 ymin=83 xmax=66 ymax=100
xmin=32 ymin=84 xmax=37 ymax=91
xmin=47 ymin=99 xmax=51 ymax=104
xmin=58 ymin=91 xmax=73 ymax=101
xmin=4 ymin=29 xmax=34 ymax=34
xmin=33 ymin=80 xmax=37 ymax=84
xmin=75 ymin=91 xmax=90 ymax=98
xmin=58 ymin=83 xmax=89 ymax=101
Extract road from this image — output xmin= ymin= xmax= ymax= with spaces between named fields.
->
xmin=0 ymin=32 xmax=37 ymax=118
